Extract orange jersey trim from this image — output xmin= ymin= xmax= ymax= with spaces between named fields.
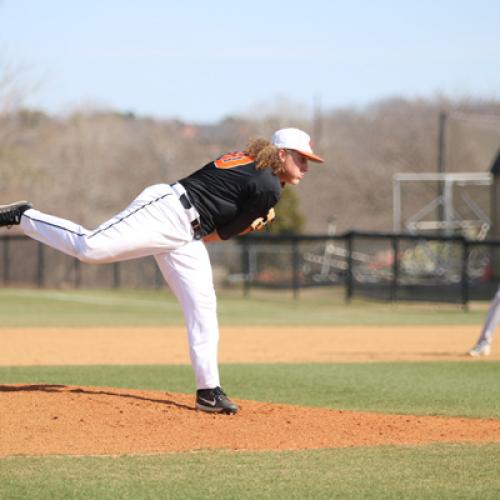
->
xmin=214 ymin=152 xmax=254 ymax=169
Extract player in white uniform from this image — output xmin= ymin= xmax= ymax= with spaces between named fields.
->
xmin=468 ymin=285 xmax=499 ymax=356
xmin=0 ymin=128 xmax=324 ymax=413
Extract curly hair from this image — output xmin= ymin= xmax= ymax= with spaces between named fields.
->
xmin=245 ymin=138 xmax=284 ymax=175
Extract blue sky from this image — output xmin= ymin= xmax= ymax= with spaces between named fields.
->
xmin=1 ymin=0 xmax=499 ymax=123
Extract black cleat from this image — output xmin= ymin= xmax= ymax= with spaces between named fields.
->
xmin=0 ymin=201 xmax=32 ymax=228
xmin=195 ymin=386 xmax=239 ymax=414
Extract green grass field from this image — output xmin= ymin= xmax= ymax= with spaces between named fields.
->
xmin=0 ymin=287 xmax=489 ymax=326
xmin=2 ymin=445 xmax=499 ymax=499
xmin=1 ymin=288 xmax=499 ymax=499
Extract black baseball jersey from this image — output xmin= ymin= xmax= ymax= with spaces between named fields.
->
xmin=179 ymin=152 xmax=282 ymax=240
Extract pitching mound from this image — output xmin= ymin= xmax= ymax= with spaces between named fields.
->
xmin=1 ymin=384 xmax=499 ymax=456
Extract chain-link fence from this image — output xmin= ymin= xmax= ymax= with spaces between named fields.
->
xmin=2 ymin=232 xmax=500 ymax=304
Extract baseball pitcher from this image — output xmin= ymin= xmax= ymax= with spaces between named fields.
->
xmin=0 ymin=127 xmax=324 ymax=414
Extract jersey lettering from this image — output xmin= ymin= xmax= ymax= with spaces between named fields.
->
xmin=214 ymin=151 xmax=253 ymax=169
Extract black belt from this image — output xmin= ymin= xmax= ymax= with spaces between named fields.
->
xmin=171 ymin=183 xmax=202 ymax=239
xmin=179 ymin=193 xmax=202 ymax=235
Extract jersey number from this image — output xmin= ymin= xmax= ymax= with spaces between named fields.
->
xmin=214 ymin=151 xmax=253 ymax=169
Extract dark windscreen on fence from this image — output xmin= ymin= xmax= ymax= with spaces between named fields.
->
xmin=2 ymin=232 xmax=500 ymax=305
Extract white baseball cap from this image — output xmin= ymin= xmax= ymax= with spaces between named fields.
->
xmin=271 ymin=127 xmax=324 ymax=163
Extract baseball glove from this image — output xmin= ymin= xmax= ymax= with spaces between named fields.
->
xmin=250 ymin=208 xmax=275 ymax=232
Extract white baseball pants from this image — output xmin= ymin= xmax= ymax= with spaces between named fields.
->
xmin=475 ymin=285 xmax=500 ymax=346
xmin=20 ymin=184 xmax=220 ymax=390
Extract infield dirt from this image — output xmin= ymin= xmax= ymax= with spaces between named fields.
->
xmin=0 ymin=325 xmax=498 ymax=456
xmin=1 ymin=324 xmax=498 ymax=365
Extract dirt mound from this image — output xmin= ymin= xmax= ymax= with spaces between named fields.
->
xmin=1 ymin=384 xmax=499 ymax=456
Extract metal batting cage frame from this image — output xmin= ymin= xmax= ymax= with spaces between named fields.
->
xmin=392 ymin=172 xmax=492 ymax=238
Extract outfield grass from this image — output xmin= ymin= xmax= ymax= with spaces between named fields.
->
xmin=1 ymin=445 xmax=499 ymax=499
xmin=0 ymin=287 xmax=489 ymax=326
xmin=1 ymin=288 xmax=499 ymax=498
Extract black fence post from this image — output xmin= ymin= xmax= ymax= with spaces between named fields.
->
xmin=345 ymin=232 xmax=353 ymax=302
xmin=461 ymin=238 xmax=469 ymax=310
xmin=391 ymin=236 xmax=400 ymax=301
xmin=74 ymin=258 xmax=81 ymax=289
xmin=155 ymin=265 xmax=164 ymax=289
xmin=242 ymin=239 xmax=251 ymax=297
xmin=113 ymin=262 xmax=121 ymax=289
xmin=291 ymin=237 xmax=300 ymax=299
xmin=37 ymin=242 xmax=45 ymax=288
xmin=2 ymin=237 xmax=8 ymax=286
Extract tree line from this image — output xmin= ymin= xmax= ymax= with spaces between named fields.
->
xmin=2 ymin=83 xmax=500 ymax=235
